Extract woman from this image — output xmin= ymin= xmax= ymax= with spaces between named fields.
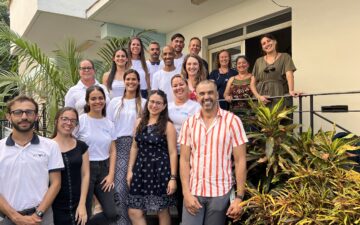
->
xmin=127 ymin=90 xmax=177 ymax=225
xmin=168 ymin=75 xmax=200 ymax=223
xmin=65 ymin=59 xmax=109 ymax=115
xmin=252 ymin=33 xmax=300 ymax=108
xmin=224 ymin=56 xmax=255 ymax=117
xmin=181 ymin=53 xmax=207 ymax=101
xmin=208 ymin=49 xmax=238 ymax=110
xmin=107 ymin=69 xmax=146 ymax=225
xmin=52 ymin=107 xmax=90 ymax=225
xmin=128 ymin=37 xmax=150 ymax=98
xmin=76 ymin=85 xmax=119 ymax=225
xmin=102 ymin=48 xmax=130 ymax=99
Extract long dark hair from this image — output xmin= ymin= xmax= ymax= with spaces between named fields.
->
xmin=52 ymin=107 xmax=79 ymax=138
xmin=107 ymin=48 xmax=129 ymax=90
xmin=216 ymin=49 xmax=232 ymax=69
xmin=181 ymin=53 xmax=207 ymax=87
xmin=84 ymin=85 xmax=107 ymax=116
xmin=136 ymin=90 xmax=169 ymax=135
xmin=115 ymin=69 xmax=143 ymax=120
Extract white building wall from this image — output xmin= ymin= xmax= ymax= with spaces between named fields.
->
xmin=9 ymin=0 xmax=38 ymax=36
xmin=38 ymin=0 xmax=96 ymax=18
xmin=167 ymin=0 xmax=360 ymax=134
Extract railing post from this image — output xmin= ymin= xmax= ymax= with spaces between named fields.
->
xmin=299 ymin=96 xmax=303 ymax=134
xmin=310 ymin=95 xmax=314 ymax=136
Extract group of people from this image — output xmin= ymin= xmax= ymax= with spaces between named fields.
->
xmin=0 ymin=32 xmax=299 ymax=225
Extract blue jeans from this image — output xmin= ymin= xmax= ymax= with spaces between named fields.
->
xmin=86 ymin=159 xmax=119 ymax=225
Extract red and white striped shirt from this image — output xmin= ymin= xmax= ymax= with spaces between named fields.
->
xmin=179 ymin=108 xmax=248 ymax=197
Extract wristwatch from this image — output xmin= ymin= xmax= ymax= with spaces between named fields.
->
xmin=35 ymin=210 xmax=44 ymax=218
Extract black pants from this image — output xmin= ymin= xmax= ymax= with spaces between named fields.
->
xmin=86 ymin=159 xmax=119 ymax=225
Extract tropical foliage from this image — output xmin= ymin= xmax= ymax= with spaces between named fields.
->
xmin=0 ymin=21 xmax=153 ymax=134
xmin=238 ymin=99 xmax=360 ymax=224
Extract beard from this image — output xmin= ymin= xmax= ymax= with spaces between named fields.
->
xmin=12 ymin=119 xmax=35 ymax=133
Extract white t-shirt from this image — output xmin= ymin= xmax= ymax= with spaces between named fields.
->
xmin=0 ymin=134 xmax=64 ymax=211
xmin=107 ymin=97 xmax=146 ymax=137
xmin=168 ymin=100 xmax=201 ymax=153
xmin=64 ymin=80 xmax=110 ymax=115
xmin=131 ymin=59 xmax=148 ymax=90
xmin=110 ymin=79 xmax=125 ymax=99
xmin=151 ymin=69 xmax=181 ymax=103
xmin=76 ymin=114 xmax=116 ymax=161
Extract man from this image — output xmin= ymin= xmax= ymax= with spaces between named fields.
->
xmin=65 ymin=59 xmax=110 ymax=115
xmin=170 ymin=33 xmax=186 ymax=70
xmin=152 ymin=45 xmax=181 ymax=103
xmin=146 ymin=41 xmax=162 ymax=87
xmin=188 ymin=37 xmax=209 ymax=73
xmin=0 ymin=96 xmax=64 ymax=225
xmin=179 ymin=80 xmax=247 ymax=225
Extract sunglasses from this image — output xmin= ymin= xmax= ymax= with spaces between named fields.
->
xmin=264 ymin=65 xmax=276 ymax=73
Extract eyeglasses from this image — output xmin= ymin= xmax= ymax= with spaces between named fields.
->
xmin=149 ymin=100 xmax=164 ymax=106
xmin=10 ymin=109 xmax=36 ymax=117
xmin=60 ymin=116 xmax=78 ymax=126
xmin=79 ymin=67 xmax=93 ymax=71
xmin=264 ymin=65 xmax=276 ymax=73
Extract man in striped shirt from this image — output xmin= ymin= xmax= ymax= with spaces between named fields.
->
xmin=179 ymin=80 xmax=248 ymax=225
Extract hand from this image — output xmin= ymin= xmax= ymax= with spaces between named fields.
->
xmin=126 ymin=170 xmax=133 ymax=188
xmin=101 ymin=174 xmax=115 ymax=192
xmin=167 ymin=179 xmax=177 ymax=195
xmin=13 ymin=214 xmax=42 ymax=225
xmin=75 ymin=204 xmax=88 ymax=225
xmin=226 ymin=198 xmax=243 ymax=221
xmin=225 ymin=95 xmax=233 ymax=103
xmin=258 ymin=95 xmax=270 ymax=104
xmin=183 ymin=194 xmax=202 ymax=216
xmin=289 ymin=90 xmax=302 ymax=97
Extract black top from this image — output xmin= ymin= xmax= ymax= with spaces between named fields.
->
xmin=208 ymin=68 xmax=238 ymax=110
xmin=53 ymin=140 xmax=88 ymax=209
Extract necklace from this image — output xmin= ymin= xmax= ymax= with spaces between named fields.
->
xmin=265 ymin=52 xmax=278 ymax=65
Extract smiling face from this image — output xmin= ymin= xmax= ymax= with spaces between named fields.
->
xmin=171 ymin=76 xmax=189 ymax=100
xmin=236 ymin=57 xmax=249 ymax=73
xmin=147 ymin=93 xmax=166 ymax=116
xmin=162 ymin=46 xmax=175 ymax=67
xmin=7 ymin=101 xmax=38 ymax=133
xmin=188 ymin=38 xmax=201 ymax=55
xmin=171 ymin=37 xmax=185 ymax=54
xmin=261 ymin=36 xmax=277 ymax=54
xmin=196 ymin=81 xmax=218 ymax=112
xmin=185 ymin=56 xmax=200 ymax=78
xmin=130 ymin=38 xmax=141 ymax=57
xmin=79 ymin=60 xmax=95 ymax=81
xmin=113 ymin=49 xmax=128 ymax=67
xmin=219 ymin=51 xmax=230 ymax=68
xmin=87 ymin=89 xmax=106 ymax=114
xmin=56 ymin=110 xmax=78 ymax=136
xmin=124 ymin=72 xmax=140 ymax=94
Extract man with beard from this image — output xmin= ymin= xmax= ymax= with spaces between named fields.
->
xmin=146 ymin=41 xmax=161 ymax=86
xmin=0 ymin=96 xmax=64 ymax=225
xmin=178 ymin=80 xmax=247 ymax=225
xmin=152 ymin=45 xmax=181 ymax=102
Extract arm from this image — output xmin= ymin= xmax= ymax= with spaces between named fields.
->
xmin=226 ymin=144 xmax=247 ymax=220
xmin=250 ymin=75 xmax=270 ymax=104
xmin=75 ymin=151 xmax=90 ymax=225
xmin=180 ymin=144 xmax=202 ymax=215
xmin=102 ymin=72 xmax=109 ymax=87
xmin=286 ymin=70 xmax=300 ymax=96
xmin=224 ymin=76 xmax=234 ymax=102
xmin=166 ymin=122 xmax=178 ymax=195
xmin=101 ymin=141 xmax=116 ymax=192
xmin=37 ymin=171 xmax=61 ymax=213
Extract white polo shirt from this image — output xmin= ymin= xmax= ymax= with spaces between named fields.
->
xmin=0 ymin=134 xmax=64 ymax=211
xmin=64 ymin=80 xmax=110 ymax=115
